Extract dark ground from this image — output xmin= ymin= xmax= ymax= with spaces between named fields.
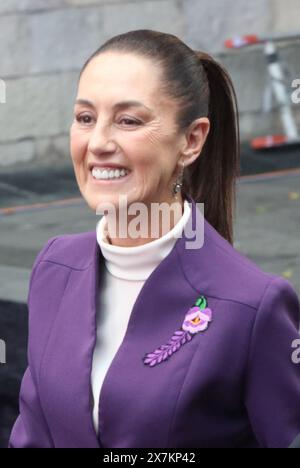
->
xmin=0 ymin=141 xmax=299 ymax=448
xmin=0 ymin=301 xmax=28 ymax=448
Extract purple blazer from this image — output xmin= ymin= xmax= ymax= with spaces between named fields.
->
xmin=8 ymin=195 xmax=300 ymax=448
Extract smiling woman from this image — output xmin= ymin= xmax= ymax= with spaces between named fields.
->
xmin=69 ymin=48 xmax=212 ymax=244
xmin=8 ymin=29 xmax=300 ymax=449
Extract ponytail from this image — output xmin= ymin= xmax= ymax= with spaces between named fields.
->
xmin=183 ymin=51 xmax=240 ymax=245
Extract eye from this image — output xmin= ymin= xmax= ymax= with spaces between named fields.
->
xmin=75 ymin=114 xmax=94 ymax=125
xmin=119 ymin=117 xmax=141 ymax=126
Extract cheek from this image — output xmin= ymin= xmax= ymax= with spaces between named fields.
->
xmin=140 ymin=125 xmax=167 ymax=150
xmin=143 ymin=122 xmax=177 ymax=161
xmin=127 ymin=126 xmax=171 ymax=167
xmin=70 ymin=127 xmax=87 ymax=163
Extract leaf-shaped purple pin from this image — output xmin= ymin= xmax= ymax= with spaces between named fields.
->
xmin=143 ymin=330 xmax=192 ymax=367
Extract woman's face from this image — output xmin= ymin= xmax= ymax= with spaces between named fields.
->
xmin=70 ymin=51 xmax=207 ymax=212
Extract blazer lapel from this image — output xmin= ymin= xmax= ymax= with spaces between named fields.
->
xmin=38 ymin=234 xmax=101 ymax=448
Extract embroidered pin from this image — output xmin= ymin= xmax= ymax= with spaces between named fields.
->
xmin=143 ymin=295 xmax=212 ymax=367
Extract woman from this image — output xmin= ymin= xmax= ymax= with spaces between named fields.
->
xmin=9 ymin=29 xmax=300 ymax=448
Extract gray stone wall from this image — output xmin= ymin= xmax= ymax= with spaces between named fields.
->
xmin=0 ymin=0 xmax=300 ymax=167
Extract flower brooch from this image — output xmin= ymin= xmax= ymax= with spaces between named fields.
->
xmin=143 ymin=295 xmax=212 ymax=367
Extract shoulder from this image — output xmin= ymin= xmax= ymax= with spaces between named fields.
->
xmin=178 ymin=216 xmax=298 ymax=314
xmin=26 ymin=231 xmax=98 ymax=360
xmin=34 ymin=231 xmax=97 ymax=271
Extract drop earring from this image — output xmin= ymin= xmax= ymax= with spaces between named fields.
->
xmin=172 ymin=159 xmax=185 ymax=199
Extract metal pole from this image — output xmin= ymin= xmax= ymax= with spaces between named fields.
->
xmin=264 ymin=41 xmax=299 ymax=139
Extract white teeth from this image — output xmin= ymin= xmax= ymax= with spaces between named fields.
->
xmin=91 ymin=167 xmax=130 ymax=180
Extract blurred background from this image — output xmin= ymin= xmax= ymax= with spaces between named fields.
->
xmin=0 ymin=0 xmax=300 ymax=448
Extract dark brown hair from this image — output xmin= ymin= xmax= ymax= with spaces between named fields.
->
xmin=79 ymin=29 xmax=240 ymax=245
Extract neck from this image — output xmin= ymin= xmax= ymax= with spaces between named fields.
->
xmin=105 ymin=195 xmax=184 ymax=248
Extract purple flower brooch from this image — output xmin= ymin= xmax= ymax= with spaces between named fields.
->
xmin=143 ymin=295 xmax=212 ymax=367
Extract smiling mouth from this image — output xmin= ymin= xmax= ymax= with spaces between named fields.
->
xmin=91 ymin=167 xmax=131 ymax=181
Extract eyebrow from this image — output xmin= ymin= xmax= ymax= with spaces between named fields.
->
xmin=74 ymin=99 xmax=152 ymax=112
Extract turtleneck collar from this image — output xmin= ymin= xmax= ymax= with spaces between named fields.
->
xmin=96 ymin=199 xmax=191 ymax=281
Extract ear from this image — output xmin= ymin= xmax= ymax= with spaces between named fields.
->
xmin=181 ymin=117 xmax=210 ymax=166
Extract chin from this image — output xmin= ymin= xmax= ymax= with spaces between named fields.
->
xmin=86 ymin=194 xmax=118 ymax=214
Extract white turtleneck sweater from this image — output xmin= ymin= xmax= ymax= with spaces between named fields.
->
xmin=91 ymin=199 xmax=191 ymax=435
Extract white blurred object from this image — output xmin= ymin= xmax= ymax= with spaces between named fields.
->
xmin=225 ymin=32 xmax=300 ymax=149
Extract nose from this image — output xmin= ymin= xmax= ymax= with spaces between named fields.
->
xmin=87 ymin=121 xmax=117 ymax=155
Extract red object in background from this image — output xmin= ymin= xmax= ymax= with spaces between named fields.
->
xmin=224 ymin=35 xmax=260 ymax=49
xmin=250 ymin=135 xmax=288 ymax=149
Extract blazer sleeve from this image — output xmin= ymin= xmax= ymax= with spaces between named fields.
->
xmin=245 ymin=276 xmax=300 ymax=448
xmin=8 ymin=236 xmax=58 ymax=448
